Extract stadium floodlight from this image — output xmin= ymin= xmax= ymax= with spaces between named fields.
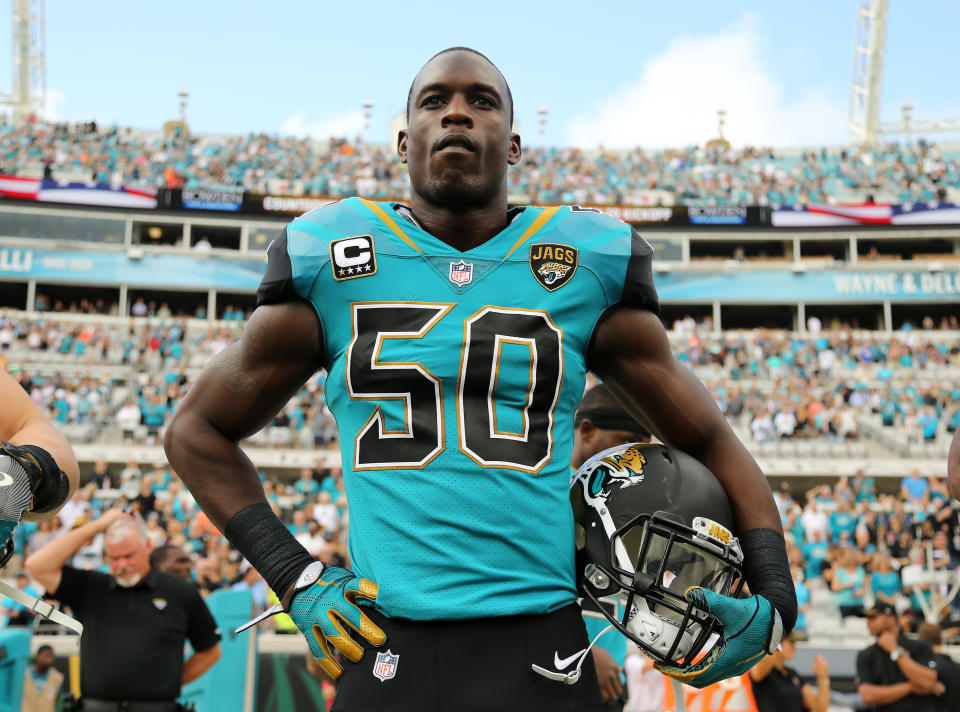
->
xmin=849 ymin=0 xmax=960 ymax=144
xmin=0 ymin=0 xmax=45 ymax=126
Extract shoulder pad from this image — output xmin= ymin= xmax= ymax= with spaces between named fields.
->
xmin=556 ymin=207 xmax=659 ymax=313
xmin=258 ymin=199 xmax=383 ymax=304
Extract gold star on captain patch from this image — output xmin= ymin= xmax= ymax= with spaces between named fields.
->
xmin=339 ymin=269 xmax=346 ymax=276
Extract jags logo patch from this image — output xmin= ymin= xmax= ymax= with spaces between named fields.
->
xmin=529 ymin=243 xmax=578 ymax=291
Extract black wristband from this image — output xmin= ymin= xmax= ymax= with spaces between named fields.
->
xmin=739 ymin=528 xmax=798 ymax=634
xmin=224 ymin=502 xmax=315 ymax=596
xmin=1 ymin=442 xmax=70 ymax=514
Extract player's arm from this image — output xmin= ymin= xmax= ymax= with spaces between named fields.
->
xmin=164 ymin=299 xmax=385 ymax=679
xmin=164 ymin=300 xmax=322 ymax=528
xmin=0 ymin=368 xmax=78 ymax=520
xmin=590 ymin=307 xmax=781 ymax=534
xmin=948 ymin=426 xmax=960 ymax=500
xmin=591 ymin=306 xmax=796 ymax=686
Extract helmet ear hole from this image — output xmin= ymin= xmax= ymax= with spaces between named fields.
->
xmin=574 ymin=522 xmax=586 ymax=549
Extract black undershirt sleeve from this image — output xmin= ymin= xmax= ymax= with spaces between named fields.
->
xmin=256 ymin=228 xmax=298 ymax=307
xmin=620 ymin=226 xmax=660 ymax=315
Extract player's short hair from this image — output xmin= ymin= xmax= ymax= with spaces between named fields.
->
xmin=916 ymin=622 xmax=942 ymax=646
xmin=35 ymin=644 xmax=53 ymax=656
xmin=575 ymin=383 xmax=651 ymax=440
xmin=149 ymin=544 xmax=184 ymax=568
xmin=406 ymin=47 xmax=514 ymax=125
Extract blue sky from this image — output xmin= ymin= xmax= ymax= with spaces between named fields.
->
xmin=2 ymin=1 xmax=958 ymax=148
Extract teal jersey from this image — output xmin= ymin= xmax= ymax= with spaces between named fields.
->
xmin=257 ymin=198 xmax=658 ymax=620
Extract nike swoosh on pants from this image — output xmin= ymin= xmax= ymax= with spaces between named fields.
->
xmin=554 ymin=648 xmax=586 ymax=670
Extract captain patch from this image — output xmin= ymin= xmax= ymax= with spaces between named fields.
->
xmin=331 ymin=235 xmax=377 ymax=281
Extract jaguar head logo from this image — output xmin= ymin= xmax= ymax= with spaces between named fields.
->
xmin=537 ymin=262 xmax=570 ymax=285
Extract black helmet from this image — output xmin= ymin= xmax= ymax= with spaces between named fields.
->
xmin=570 ymin=443 xmax=744 ymax=669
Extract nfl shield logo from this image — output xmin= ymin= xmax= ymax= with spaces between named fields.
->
xmin=448 ymin=259 xmax=473 ymax=286
xmin=372 ymin=650 xmax=399 ymax=682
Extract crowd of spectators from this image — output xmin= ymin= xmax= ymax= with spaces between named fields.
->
xmin=1 ymin=312 xmax=957 ymax=449
xmin=3 ymin=119 xmax=958 ymax=206
xmin=5 ymin=456 xmax=959 ymax=647
xmin=779 ymin=469 xmax=960 ymax=643
xmin=1 ymin=457 xmax=349 ymax=635
xmin=670 ymin=320 xmax=960 ymax=444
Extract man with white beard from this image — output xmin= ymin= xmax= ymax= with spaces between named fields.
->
xmin=26 ymin=510 xmax=221 ymax=709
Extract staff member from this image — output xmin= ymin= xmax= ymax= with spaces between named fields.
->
xmin=22 ymin=644 xmax=64 ymax=712
xmin=916 ymin=622 xmax=960 ymax=712
xmin=749 ymin=632 xmax=830 ymax=712
xmin=26 ymin=509 xmax=221 ymax=711
xmin=571 ymin=383 xmax=653 ymax=710
xmin=855 ymin=602 xmax=943 ymax=712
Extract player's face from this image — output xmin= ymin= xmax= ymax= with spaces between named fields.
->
xmin=400 ymin=51 xmax=521 ymax=209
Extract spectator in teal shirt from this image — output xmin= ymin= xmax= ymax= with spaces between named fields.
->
xmin=853 ymin=469 xmax=876 ymax=503
xmin=294 ymin=468 xmax=319 ymax=498
xmin=829 ymin=501 xmax=858 ymax=543
xmin=831 ymin=548 xmax=866 ymax=618
xmin=802 ymin=530 xmax=829 ymax=581
xmin=867 ymin=552 xmax=902 ymax=607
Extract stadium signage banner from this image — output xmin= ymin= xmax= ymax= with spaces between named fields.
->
xmin=182 ymin=188 xmax=244 ymax=211
xmin=533 ymin=205 xmax=768 ymax=227
xmin=654 ymin=269 xmax=960 ymax=302
xmin=772 ymin=203 xmax=960 ymax=227
xmin=0 ymin=247 xmax=264 ymax=289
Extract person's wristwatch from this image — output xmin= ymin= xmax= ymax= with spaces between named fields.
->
xmin=889 ymin=646 xmax=907 ymax=662
xmin=281 ymin=560 xmax=326 ymax=609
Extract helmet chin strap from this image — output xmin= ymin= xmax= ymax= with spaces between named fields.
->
xmin=531 ymin=622 xmax=690 ymax=712
xmin=531 ymin=623 xmax=616 ymax=685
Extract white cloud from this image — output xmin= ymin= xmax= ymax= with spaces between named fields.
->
xmin=43 ymin=88 xmax=67 ymax=122
xmin=281 ymin=109 xmax=366 ymax=140
xmin=566 ymin=15 xmax=847 ymax=149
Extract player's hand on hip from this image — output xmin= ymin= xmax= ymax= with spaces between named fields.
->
xmin=285 ymin=561 xmax=386 ymax=680
xmin=655 ymin=587 xmax=782 ymax=689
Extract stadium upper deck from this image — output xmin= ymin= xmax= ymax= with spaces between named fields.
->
xmin=2 ymin=120 xmax=959 ymax=206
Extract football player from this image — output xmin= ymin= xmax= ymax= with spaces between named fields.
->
xmin=165 ymin=47 xmax=796 ymax=710
xmin=572 ymin=383 xmax=652 ymax=710
xmin=1 ymin=368 xmax=78 ymax=592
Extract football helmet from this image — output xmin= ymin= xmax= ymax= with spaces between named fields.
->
xmin=570 ymin=442 xmax=744 ymax=670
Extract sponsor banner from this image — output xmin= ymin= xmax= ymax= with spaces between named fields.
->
xmin=158 ymin=187 xmax=245 ymax=212
xmin=654 ymin=268 xmax=960 ymax=302
xmin=772 ymin=203 xmax=960 ymax=227
xmin=0 ymin=246 xmax=265 ymax=290
xmin=688 ymin=206 xmax=747 ymax=225
xmin=253 ymin=194 xmax=338 ymax=215
xmin=0 ymin=173 xmax=158 ymax=209
xmin=535 ymin=205 xmax=768 ymax=227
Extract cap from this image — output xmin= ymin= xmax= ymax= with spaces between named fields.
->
xmin=861 ymin=602 xmax=896 ymax=617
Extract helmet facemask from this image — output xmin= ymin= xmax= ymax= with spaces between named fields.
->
xmin=580 ymin=511 xmax=744 ymax=669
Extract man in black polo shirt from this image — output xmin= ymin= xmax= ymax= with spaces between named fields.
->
xmin=750 ymin=631 xmax=830 ymax=712
xmin=856 ymin=602 xmax=944 ymax=712
xmin=916 ymin=622 xmax=960 ymax=712
xmin=26 ymin=509 xmax=221 ymax=711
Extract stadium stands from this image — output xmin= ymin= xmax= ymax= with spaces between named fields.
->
xmin=3 ymin=121 xmax=959 ymax=205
